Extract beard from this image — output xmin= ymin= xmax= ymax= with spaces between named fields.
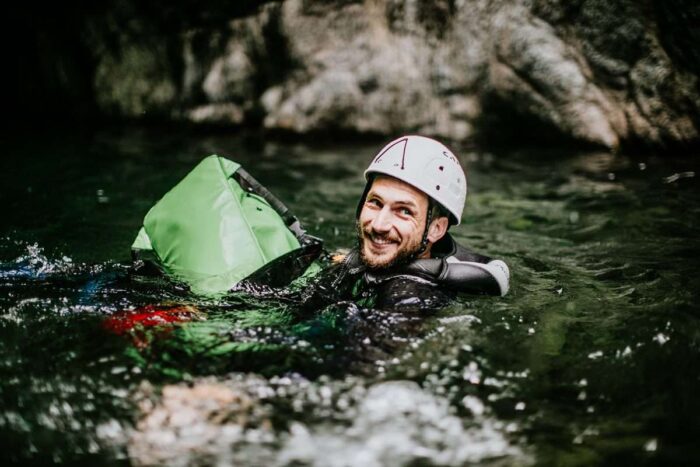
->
xmin=356 ymin=222 xmax=422 ymax=271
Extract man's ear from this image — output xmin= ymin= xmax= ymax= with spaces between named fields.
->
xmin=427 ymin=217 xmax=449 ymax=244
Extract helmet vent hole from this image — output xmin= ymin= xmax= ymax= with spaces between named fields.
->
xmin=439 ymin=166 xmax=444 ymax=171
xmin=436 ymin=185 xmax=440 ymax=190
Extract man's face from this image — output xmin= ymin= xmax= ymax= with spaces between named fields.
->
xmin=358 ymin=176 xmax=430 ymax=269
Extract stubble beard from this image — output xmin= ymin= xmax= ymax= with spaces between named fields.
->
xmin=356 ymin=222 xmax=422 ymax=271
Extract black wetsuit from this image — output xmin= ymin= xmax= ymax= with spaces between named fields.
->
xmin=297 ymin=233 xmax=510 ymax=313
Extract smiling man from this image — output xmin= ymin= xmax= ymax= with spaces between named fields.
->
xmin=358 ymin=175 xmax=446 ymax=268
xmin=349 ymin=135 xmax=510 ymax=301
xmin=303 ymin=136 xmax=509 ymax=312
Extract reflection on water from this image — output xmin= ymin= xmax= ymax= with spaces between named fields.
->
xmin=1 ymin=128 xmax=699 ymax=465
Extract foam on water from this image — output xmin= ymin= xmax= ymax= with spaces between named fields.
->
xmin=126 ymin=375 xmax=529 ymax=466
xmin=279 ymin=380 xmax=528 ymax=466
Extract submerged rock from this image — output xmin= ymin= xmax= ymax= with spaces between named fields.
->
xmin=128 ymin=377 xmax=527 ymax=466
xmin=128 ymin=377 xmax=276 ymax=466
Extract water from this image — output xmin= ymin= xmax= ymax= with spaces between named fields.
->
xmin=1 ymin=127 xmax=699 ymax=465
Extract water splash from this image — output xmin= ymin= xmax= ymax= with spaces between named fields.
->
xmin=279 ymin=380 xmax=528 ymax=466
xmin=0 ymin=242 xmax=76 ymax=279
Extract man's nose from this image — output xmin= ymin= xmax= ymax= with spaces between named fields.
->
xmin=371 ymin=207 xmax=393 ymax=232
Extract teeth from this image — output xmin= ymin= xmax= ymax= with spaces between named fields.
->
xmin=363 ymin=231 xmax=397 ymax=245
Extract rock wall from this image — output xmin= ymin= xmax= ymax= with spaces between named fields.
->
xmin=22 ymin=0 xmax=700 ymax=150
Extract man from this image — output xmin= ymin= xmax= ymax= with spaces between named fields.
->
xmin=303 ymin=135 xmax=509 ymax=312
xmin=130 ymin=135 xmax=508 ymax=309
xmin=119 ymin=137 xmax=508 ymax=356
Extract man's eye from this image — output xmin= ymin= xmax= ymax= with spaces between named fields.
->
xmin=400 ymin=208 xmax=413 ymax=216
xmin=367 ymin=199 xmax=381 ymax=207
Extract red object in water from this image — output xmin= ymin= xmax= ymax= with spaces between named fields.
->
xmin=103 ymin=304 xmax=199 ymax=347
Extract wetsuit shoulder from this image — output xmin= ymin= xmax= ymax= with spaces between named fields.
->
xmin=432 ymin=233 xmax=491 ymax=263
xmin=451 ymin=242 xmax=493 ymax=264
xmin=404 ymin=234 xmax=511 ymax=296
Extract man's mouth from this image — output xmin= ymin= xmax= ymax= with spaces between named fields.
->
xmin=365 ymin=232 xmax=399 ymax=249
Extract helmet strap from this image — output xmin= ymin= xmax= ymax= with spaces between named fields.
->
xmin=413 ymin=199 xmax=434 ymax=259
xmin=355 ymin=178 xmax=374 ymax=220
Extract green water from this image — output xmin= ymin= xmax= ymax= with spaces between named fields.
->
xmin=1 ymin=127 xmax=699 ymax=465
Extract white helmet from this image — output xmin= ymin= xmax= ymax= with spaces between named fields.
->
xmin=362 ymin=135 xmax=467 ymax=225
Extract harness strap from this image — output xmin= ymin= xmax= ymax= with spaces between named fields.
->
xmin=233 ymin=168 xmax=307 ymax=239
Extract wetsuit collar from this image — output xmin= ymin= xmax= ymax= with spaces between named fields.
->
xmin=429 ymin=233 xmax=457 ymax=259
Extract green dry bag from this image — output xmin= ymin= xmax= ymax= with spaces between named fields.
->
xmin=132 ymin=155 xmax=319 ymax=295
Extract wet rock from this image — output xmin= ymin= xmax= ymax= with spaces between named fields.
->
xmin=42 ymin=0 xmax=700 ymax=149
xmin=93 ymin=41 xmax=178 ymax=118
xmin=84 ymin=9 xmax=181 ymax=119
xmin=487 ymin=5 xmax=625 ymax=148
xmin=185 ymin=103 xmax=246 ymax=125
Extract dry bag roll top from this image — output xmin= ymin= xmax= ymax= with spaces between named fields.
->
xmin=132 ymin=155 xmax=319 ymax=295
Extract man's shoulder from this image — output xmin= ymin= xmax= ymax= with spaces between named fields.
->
xmin=422 ymin=234 xmax=511 ymax=296
xmin=432 ymin=234 xmax=492 ymax=264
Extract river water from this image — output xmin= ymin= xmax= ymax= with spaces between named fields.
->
xmin=1 ymin=127 xmax=699 ymax=465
